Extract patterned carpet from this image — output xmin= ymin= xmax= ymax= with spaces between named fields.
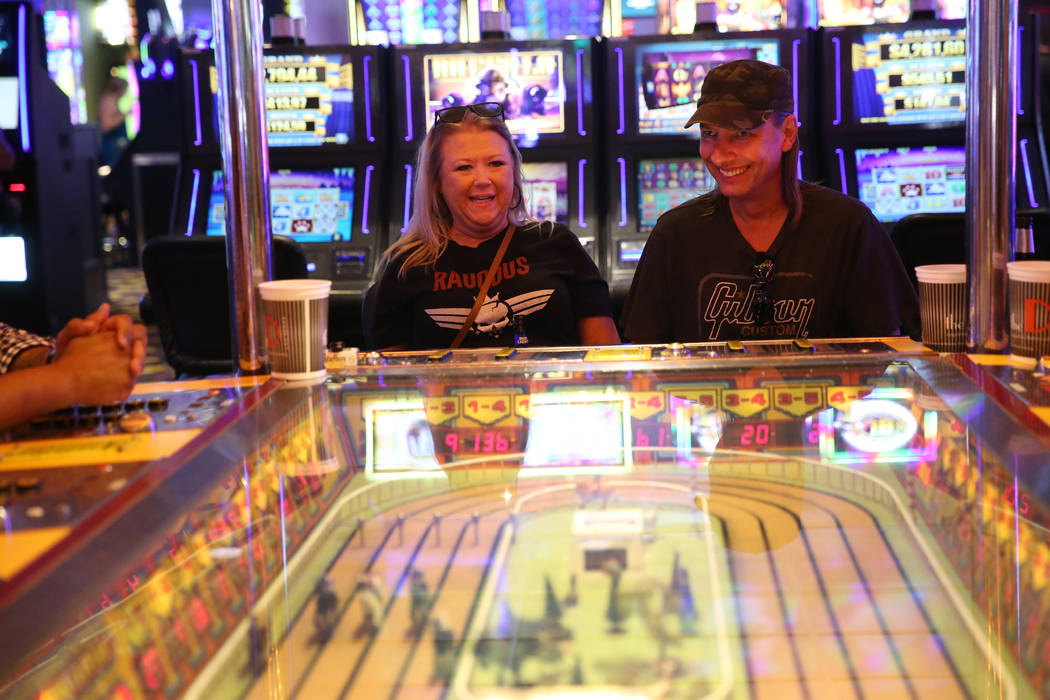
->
xmin=105 ymin=267 xmax=174 ymax=383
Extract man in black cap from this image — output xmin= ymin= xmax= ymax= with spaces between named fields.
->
xmin=621 ymin=59 xmax=918 ymax=343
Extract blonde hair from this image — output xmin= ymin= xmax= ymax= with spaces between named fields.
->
xmin=380 ymin=111 xmax=533 ymax=278
xmin=694 ymin=112 xmax=803 ymax=230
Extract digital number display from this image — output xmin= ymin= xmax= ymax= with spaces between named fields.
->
xmin=851 ymin=27 xmax=966 ymax=126
xmin=210 ymin=53 xmax=355 ymax=147
xmin=435 ymin=427 xmax=524 ymax=456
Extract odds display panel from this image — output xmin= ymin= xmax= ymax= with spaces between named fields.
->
xmin=205 ymin=169 xmax=355 ymax=243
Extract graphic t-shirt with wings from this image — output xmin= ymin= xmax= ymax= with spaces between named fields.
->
xmin=371 ymin=223 xmax=611 ymax=350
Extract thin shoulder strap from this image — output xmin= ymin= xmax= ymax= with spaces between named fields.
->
xmin=450 ymin=224 xmax=516 ymax=349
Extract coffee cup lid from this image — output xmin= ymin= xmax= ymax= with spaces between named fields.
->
xmin=915 ymin=264 xmax=966 ymax=283
xmin=1006 ymin=260 xmax=1050 ymax=283
xmin=258 ymin=279 xmax=332 ymax=301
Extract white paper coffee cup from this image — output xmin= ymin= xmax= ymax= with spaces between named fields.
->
xmin=259 ymin=279 xmax=332 ymax=380
xmin=1007 ymin=261 xmax=1050 ymax=363
xmin=915 ymin=264 xmax=967 ymax=352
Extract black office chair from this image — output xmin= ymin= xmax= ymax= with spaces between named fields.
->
xmin=890 ymin=213 xmax=967 ymax=292
xmin=141 ymin=235 xmax=309 ymax=377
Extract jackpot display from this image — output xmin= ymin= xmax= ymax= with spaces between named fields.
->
xmin=206 ymin=169 xmax=355 ymax=243
xmin=210 ymin=53 xmax=355 ymax=147
xmin=423 ymin=50 xmax=566 ymax=136
xmin=855 ymin=146 xmax=965 ymax=222
xmin=851 ymin=27 xmax=966 ymax=126
xmin=637 ymin=39 xmax=779 ymax=135
xmin=638 ymin=157 xmax=715 ymax=233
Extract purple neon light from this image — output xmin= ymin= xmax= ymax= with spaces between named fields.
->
xmin=402 ymin=164 xmax=413 ymax=232
xmin=17 ymin=5 xmax=29 ymax=151
xmin=1017 ymin=27 xmax=1024 ymax=116
xmin=577 ymin=159 xmax=587 ymax=227
xmin=576 ymin=49 xmax=587 ymax=136
xmin=190 ymin=59 xmax=203 ymax=146
xmin=835 ymin=148 xmax=847 ymax=193
xmin=185 ymin=169 xmax=201 ymax=236
xmin=832 ymin=37 xmax=841 ymax=126
xmin=402 ymin=56 xmax=414 ymax=142
xmin=792 ymin=39 xmax=801 ymax=125
xmin=362 ymin=165 xmax=374 ymax=233
xmin=1019 ymin=138 xmax=1038 ymax=209
xmin=364 ymin=56 xmax=375 ymax=142
xmin=797 ymin=150 xmax=803 ymax=180
xmin=615 ymin=48 xmax=625 ymax=135
xmin=617 ymin=157 xmax=627 ymax=226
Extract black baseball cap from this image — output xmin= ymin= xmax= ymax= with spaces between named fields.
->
xmin=683 ymin=59 xmax=794 ymax=130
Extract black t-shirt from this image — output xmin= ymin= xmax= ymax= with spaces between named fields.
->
xmin=621 ymin=183 xmax=920 ymax=343
xmin=372 ymin=223 xmax=612 ymax=350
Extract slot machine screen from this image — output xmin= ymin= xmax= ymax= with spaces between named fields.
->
xmin=638 ymin=157 xmax=716 ymax=233
xmin=522 ymin=162 xmax=568 ymax=223
xmin=637 ymin=39 xmax=779 ymax=135
xmin=210 ymin=53 xmax=355 ymax=147
xmin=505 ymin=0 xmax=603 ymax=40
xmin=0 ymin=78 xmax=16 ymax=128
xmin=850 ymin=26 xmax=966 ymax=126
xmin=206 ymin=168 xmax=356 ymax=242
xmin=422 ymin=50 xmax=567 ymax=137
xmin=818 ymin=0 xmax=909 ymax=26
xmin=360 ymin=0 xmax=461 ymax=45
xmin=0 ymin=7 xmax=18 ymax=130
xmin=0 ymin=237 xmax=27 ymax=282
xmin=855 ymin=146 xmax=965 ymax=222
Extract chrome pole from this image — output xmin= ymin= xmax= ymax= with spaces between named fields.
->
xmin=212 ymin=0 xmax=272 ymax=373
xmin=966 ymin=0 xmax=1017 ymax=352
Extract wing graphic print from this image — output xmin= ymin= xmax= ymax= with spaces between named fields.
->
xmin=505 ymin=289 xmax=555 ymax=317
xmin=424 ymin=305 xmax=473 ymax=330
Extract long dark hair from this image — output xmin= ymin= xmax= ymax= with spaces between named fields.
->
xmin=693 ymin=112 xmax=802 ymax=229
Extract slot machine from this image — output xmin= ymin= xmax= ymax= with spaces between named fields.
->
xmin=171 ymin=44 xmax=389 ymax=344
xmin=0 ymin=1 xmax=105 ymax=334
xmin=820 ymin=15 xmax=1050 ymax=226
xmin=601 ymin=29 xmax=816 ymax=305
xmin=389 ymin=38 xmax=603 ymax=268
xmin=616 ymin=0 xmax=790 ymax=37
xmin=346 ymin=0 xmax=478 ymax=45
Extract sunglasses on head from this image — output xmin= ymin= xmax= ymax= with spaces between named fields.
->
xmin=751 ymin=253 xmax=775 ymax=326
xmin=434 ymin=102 xmax=505 ymax=124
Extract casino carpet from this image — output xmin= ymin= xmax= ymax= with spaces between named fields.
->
xmin=105 ymin=266 xmax=175 ymax=383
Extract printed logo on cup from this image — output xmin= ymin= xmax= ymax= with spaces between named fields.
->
xmin=1007 ymin=261 xmax=1050 ymax=363
xmin=258 ymin=279 xmax=332 ymax=380
xmin=915 ymin=264 xmax=967 ymax=353
xmin=1024 ymin=298 xmax=1050 ymax=334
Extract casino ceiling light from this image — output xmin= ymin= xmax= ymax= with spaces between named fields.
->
xmin=94 ymin=0 xmax=134 ymax=46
